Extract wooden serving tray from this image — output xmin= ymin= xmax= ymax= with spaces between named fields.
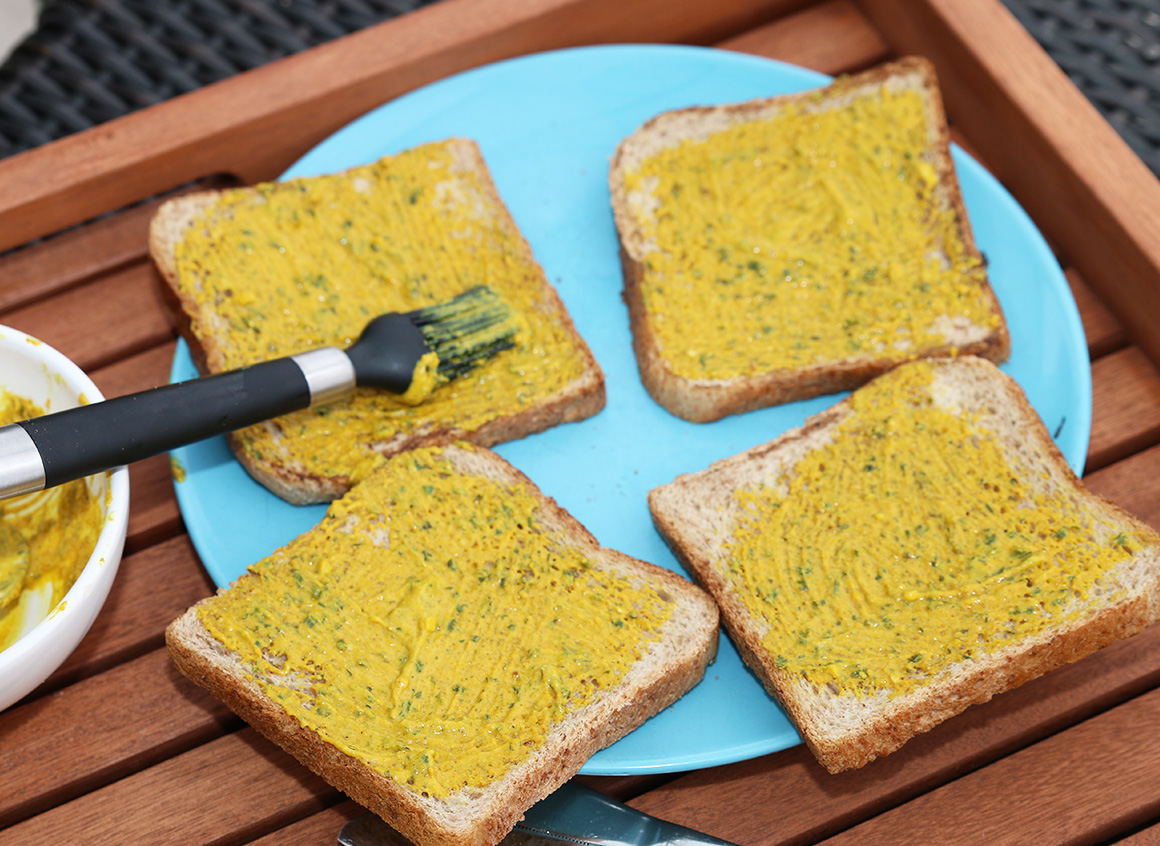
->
xmin=1 ymin=1 xmax=1159 ymax=844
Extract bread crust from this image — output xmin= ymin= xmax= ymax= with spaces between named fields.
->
xmin=167 ymin=443 xmax=719 ymax=846
xmin=648 ymin=356 xmax=1160 ymax=772
xmin=609 ymin=57 xmax=1010 ymax=423
xmin=150 ymin=139 xmax=605 ymax=504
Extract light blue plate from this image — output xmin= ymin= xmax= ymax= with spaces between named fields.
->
xmin=170 ymin=44 xmax=1091 ymax=775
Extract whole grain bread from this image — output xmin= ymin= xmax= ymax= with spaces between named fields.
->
xmin=150 ymin=138 xmax=604 ymax=504
xmin=648 ymin=356 xmax=1160 ymax=772
xmin=609 ymin=57 xmax=1010 ymax=423
xmin=167 ymin=442 xmax=719 ymax=846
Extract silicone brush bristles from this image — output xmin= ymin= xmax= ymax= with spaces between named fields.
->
xmin=408 ymin=285 xmax=520 ymax=381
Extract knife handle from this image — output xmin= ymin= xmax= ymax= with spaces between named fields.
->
xmin=518 ymin=782 xmax=740 ymax=846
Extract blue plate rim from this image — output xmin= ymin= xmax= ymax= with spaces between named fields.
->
xmin=169 ymin=43 xmax=1092 ymax=776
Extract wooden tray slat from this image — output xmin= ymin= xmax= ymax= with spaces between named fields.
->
xmin=856 ymin=0 xmax=1160 ymax=371
xmin=1068 ymin=270 xmax=1128 ymax=359
xmin=814 ymin=686 xmax=1160 ymax=845
xmin=1 ymin=264 xmax=174 ymax=372
xmin=718 ymin=0 xmax=890 ymax=73
xmin=88 ymin=343 xmax=186 ymax=548
xmin=40 ymin=536 xmax=214 ymax=694
xmin=1088 ymin=347 xmax=1160 ymax=472
xmin=1085 ymin=441 xmax=1160 ymax=527
xmin=245 ymin=802 xmax=364 ymax=846
xmin=89 ymin=342 xmax=179 ymax=398
xmin=629 ymin=608 xmax=1160 ymax=846
xmin=122 ymin=453 xmax=185 ymax=553
xmin=1117 ymin=823 xmax=1160 ymax=845
xmin=0 ymin=729 xmax=339 ymax=846
xmin=0 ymin=0 xmax=811 ymax=255
xmin=0 ymin=179 xmax=232 ymax=315
xmin=0 ymin=649 xmax=233 ymax=829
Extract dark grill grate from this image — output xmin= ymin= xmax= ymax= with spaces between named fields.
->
xmin=0 ymin=0 xmax=441 ymax=159
xmin=2 ymin=0 xmax=1160 ymax=176
xmin=1000 ymin=0 xmax=1160 ymax=174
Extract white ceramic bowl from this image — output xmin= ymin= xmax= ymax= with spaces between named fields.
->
xmin=0 ymin=325 xmax=130 ymax=711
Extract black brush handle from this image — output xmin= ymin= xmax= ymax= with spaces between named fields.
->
xmin=22 ymin=358 xmax=310 ymax=489
xmin=0 ymin=349 xmax=356 ymax=498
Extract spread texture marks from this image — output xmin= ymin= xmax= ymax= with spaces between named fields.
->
xmin=195 ymin=445 xmax=675 ymax=798
xmin=610 ymin=57 xmax=1010 ymax=422
xmin=622 ymin=87 xmax=996 ymax=377
xmin=164 ymin=138 xmax=600 ymax=498
xmin=169 ymin=439 xmax=718 ymax=846
xmin=648 ymin=355 xmax=1160 ymax=772
xmin=724 ymin=360 xmax=1138 ymax=699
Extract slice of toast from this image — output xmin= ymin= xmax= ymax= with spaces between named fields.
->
xmin=150 ymin=138 xmax=604 ymax=504
xmin=609 ymin=57 xmax=1010 ymax=423
xmin=648 ymin=356 xmax=1160 ymax=772
xmin=167 ymin=442 xmax=719 ymax=846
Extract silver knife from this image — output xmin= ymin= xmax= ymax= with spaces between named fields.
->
xmin=337 ymin=781 xmax=739 ymax=846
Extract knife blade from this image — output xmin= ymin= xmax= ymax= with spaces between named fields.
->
xmin=337 ymin=782 xmax=739 ymax=846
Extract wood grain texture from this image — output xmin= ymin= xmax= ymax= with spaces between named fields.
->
xmin=244 ymin=801 xmax=364 ymax=845
xmin=0 ymin=0 xmax=809 ymax=253
xmin=89 ymin=341 xmax=180 ymax=398
xmin=0 ymin=649 xmax=234 ymax=829
xmin=38 ymin=535 xmax=214 ymax=694
xmin=718 ymin=0 xmax=889 ymax=73
xmin=0 ymin=263 xmax=174 ymax=371
xmin=1088 ymin=347 xmax=1160 ymax=472
xmin=0 ymin=729 xmax=340 ymax=845
xmin=630 ymin=613 xmax=1160 ymax=845
xmin=1069 ymin=269 xmax=1128 ymax=359
xmin=813 ymin=686 xmax=1160 ymax=845
xmin=1085 ymin=442 xmax=1160 ymax=528
xmin=856 ymin=0 xmax=1160 ymax=370
xmin=624 ymin=446 xmax=1160 ymax=846
xmin=0 ymin=178 xmax=233 ymax=315
xmin=122 ymin=452 xmax=185 ymax=553
xmin=1118 ymin=823 xmax=1160 ymax=845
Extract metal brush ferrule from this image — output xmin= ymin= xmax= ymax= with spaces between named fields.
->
xmin=0 ymin=424 xmax=46 ymax=499
xmin=290 ymin=347 xmax=357 ymax=406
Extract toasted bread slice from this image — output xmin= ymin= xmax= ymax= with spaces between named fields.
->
xmin=167 ymin=442 xmax=718 ymax=846
xmin=609 ymin=57 xmax=1009 ymax=423
xmin=150 ymin=138 xmax=604 ymax=504
xmin=649 ymin=356 xmax=1160 ymax=772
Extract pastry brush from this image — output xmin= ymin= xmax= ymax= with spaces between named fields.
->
xmin=0 ymin=285 xmax=517 ymax=501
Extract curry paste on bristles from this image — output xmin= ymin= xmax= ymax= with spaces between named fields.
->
xmin=173 ymin=140 xmax=588 ymax=484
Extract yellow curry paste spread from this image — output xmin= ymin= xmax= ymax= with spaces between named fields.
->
xmin=724 ymin=361 xmax=1140 ymax=698
xmin=173 ymin=140 xmax=588 ymax=483
xmin=196 ymin=445 xmax=673 ymax=797
xmin=0 ymin=391 xmax=105 ymax=650
xmin=621 ymin=86 xmax=1001 ymax=379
